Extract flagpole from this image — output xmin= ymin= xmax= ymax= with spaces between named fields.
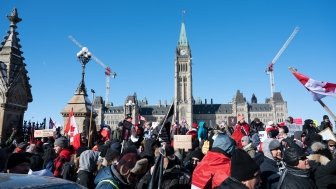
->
xmin=156 ymin=102 xmax=174 ymax=141
xmin=289 ymin=67 xmax=336 ymax=128
xmin=317 ymin=99 xmax=336 ymax=121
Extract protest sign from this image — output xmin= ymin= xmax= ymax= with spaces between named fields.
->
xmin=319 ymin=127 xmax=336 ymax=141
xmin=173 ymin=135 xmax=192 ymax=150
xmin=34 ymin=129 xmax=54 ymax=137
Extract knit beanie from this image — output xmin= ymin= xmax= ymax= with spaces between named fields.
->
xmin=54 ymin=137 xmax=69 ymax=148
xmin=269 ymin=139 xmax=281 ymax=150
xmin=231 ymin=149 xmax=259 ymax=181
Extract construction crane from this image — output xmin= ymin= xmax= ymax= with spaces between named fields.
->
xmin=68 ymin=35 xmax=117 ymax=106
xmin=266 ymin=26 xmax=299 ymax=97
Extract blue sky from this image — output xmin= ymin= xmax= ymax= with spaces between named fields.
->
xmin=1 ymin=0 xmax=335 ymax=126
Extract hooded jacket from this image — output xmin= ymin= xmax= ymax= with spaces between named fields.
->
xmin=308 ymin=142 xmax=336 ymax=189
xmin=95 ymin=165 xmax=130 ymax=189
xmin=260 ymin=138 xmax=284 ymax=189
xmin=191 ymin=133 xmax=235 ymax=188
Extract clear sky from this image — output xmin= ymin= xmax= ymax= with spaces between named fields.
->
xmin=1 ymin=0 xmax=335 ymax=126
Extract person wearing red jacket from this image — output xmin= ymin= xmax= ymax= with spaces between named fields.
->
xmin=191 ymin=133 xmax=236 ymax=188
xmin=53 ymin=137 xmax=73 ymax=177
xmin=232 ymin=115 xmax=250 ymax=148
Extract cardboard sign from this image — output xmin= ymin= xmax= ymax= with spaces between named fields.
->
xmin=258 ymin=131 xmax=267 ymax=142
xmin=319 ymin=127 xmax=336 ymax=142
xmin=34 ymin=129 xmax=54 ymax=137
xmin=287 ymin=123 xmax=302 ymax=137
xmin=173 ymin=135 xmax=192 ymax=150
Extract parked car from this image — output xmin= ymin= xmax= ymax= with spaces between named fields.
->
xmin=0 ymin=173 xmax=86 ymax=189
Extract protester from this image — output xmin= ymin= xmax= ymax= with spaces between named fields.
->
xmin=6 ymin=152 xmax=31 ymax=174
xmin=241 ymin=136 xmax=256 ymax=158
xmin=95 ymin=151 xmax=148 ymax=189
xmin=250 ymin=117 xmax=264 ymax=135
xmin=302 ymin=119 xmax=319 ymax=137
xmin=319 ymin=115 xmax=333 ymax=132
xmin=232 ymin=115 xmax=250 ymax=148
xmin=53 ymin=137 xmax=72 ymax=177
xmin=278 ymin=146 xmax=317 ymax=189
xmin=191 ymin=133 xmax=235 ymax=188
xmin=260 ymin=138 xmax=284 ymax=189
xmin=218 ymin=149 xmax=260 ymax=189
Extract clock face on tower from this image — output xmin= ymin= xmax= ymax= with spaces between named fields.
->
xmin=180 ymin=49 xmax=187 ymax=55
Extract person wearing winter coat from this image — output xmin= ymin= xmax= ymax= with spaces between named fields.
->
xmin=319 ymin=115 xmax=333 ymax=132
xmin=95 ymin=151 xmax=148 ymax=189
xmin=191 ymin=133 xmax=235 ymax=188
xmin=218 ymin=149 xmax=260 ymax=189
xmin=197 ymin=121 xmax=208 ymax=142
xmin=308 ymin=141 xmax=336 ymax=189
xmin=259 ymin=138 xmax=284 ymax=189
xmin=53 ymin=137 xmax=73 ymax=177
xmin=278 ymin=146 xmax=317 ymax=189
xmin=76 ymin=150 xmax=100 ymax=188
xmin=241 ymin=136 xmax=256 ymax=158
xmin=302 ymin=119 xmax=319 ymax=137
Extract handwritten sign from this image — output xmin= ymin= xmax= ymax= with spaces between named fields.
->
xmin=287 ymin=123 xmax=302 ymax=137
xmin=319 ymin=127 xmax=336 ymax=142
xmin=34 ymin=129 xmax=54 ymax=137
xmin=258 ymin=131 xmax=267 ymax=142
xmin=173 ymin=135 xmax=192 ymax=150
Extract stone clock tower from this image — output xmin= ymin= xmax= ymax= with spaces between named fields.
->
xmin=174 ymin=22 xmax=193 ymax=126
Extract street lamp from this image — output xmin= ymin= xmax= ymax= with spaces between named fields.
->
xmin=88 ymin=89 xmax=95 ymax=148
xmin=125 ymin=100 xmax=135 ymax=120
xmin=77 ymin=47 xmax=91 ymax=90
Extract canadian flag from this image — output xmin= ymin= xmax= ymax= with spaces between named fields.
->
xmin=291 ymin=69 xmax=336 ymax=101
xmin=64 ymin=108 xmax=80 ymax=148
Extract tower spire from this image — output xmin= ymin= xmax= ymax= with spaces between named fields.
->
xmin=7 ymin=8 xmax=22 ymax=31
xmin=178 ymin=10 xmax=188 ymax=46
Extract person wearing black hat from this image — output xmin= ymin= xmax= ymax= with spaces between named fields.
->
xmin=302 ymin=119 xmax=319 ymax=137
xmin=319 ymin=115 xmax=333 ymax=132
xmin=278 ymin=146 xmax=316 ymax=189
xmin=250 ymin=117 xmax=265 ymax=135
xmin=6 ymin=152 xmax=31 ymax=174
xmin=218 ymin=149 xmax=260 ymax=189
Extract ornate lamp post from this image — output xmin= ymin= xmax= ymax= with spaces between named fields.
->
xmin=126 ymin=100 xmax=135 ymax=120
xmin=77 ymin=47 xmax=91 ymax=92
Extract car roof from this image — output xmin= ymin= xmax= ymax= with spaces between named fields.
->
xmin=0 ymin=173 xmax=86 ymax=189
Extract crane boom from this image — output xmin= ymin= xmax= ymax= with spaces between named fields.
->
xmin=68 ymin=35 xmax=117 ymax=106
xmin=266 ymin=27 xmax=299 ymax=97
xmin=271 ymin=27 xmax=300 ymax=65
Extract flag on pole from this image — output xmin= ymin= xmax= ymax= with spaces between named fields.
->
xmin=290 ymin=68 xmax=336 ymax=101
xmin=64 ymin=108 xmax=79 ymax=145
xmin=49 ymin=118 xmax=56 ymax=129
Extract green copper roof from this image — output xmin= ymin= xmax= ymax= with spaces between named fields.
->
xmin=178 ymin=22 xmax=188 ymax=46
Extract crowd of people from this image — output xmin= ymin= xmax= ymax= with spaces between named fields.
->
xmin=0 ymin=114 xmax=335 ymax=189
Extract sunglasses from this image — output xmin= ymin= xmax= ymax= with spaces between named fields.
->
xmin=329 ymin=145 xmax=335 ymax=147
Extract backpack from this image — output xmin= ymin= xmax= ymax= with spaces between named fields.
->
xmin=61 ymin=161 xmax=76 ymax=182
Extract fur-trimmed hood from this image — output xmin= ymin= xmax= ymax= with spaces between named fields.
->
xmin=307 ymin=154 xmax=330 ymax=165
xmin=311 ymin=142 xmax=326 ymax=152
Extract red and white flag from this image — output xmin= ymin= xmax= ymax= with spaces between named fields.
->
xmin=64 ymin=108 xmax=79 ymax=144
xmin=291 ymin=69 xmax=336 ymax=101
